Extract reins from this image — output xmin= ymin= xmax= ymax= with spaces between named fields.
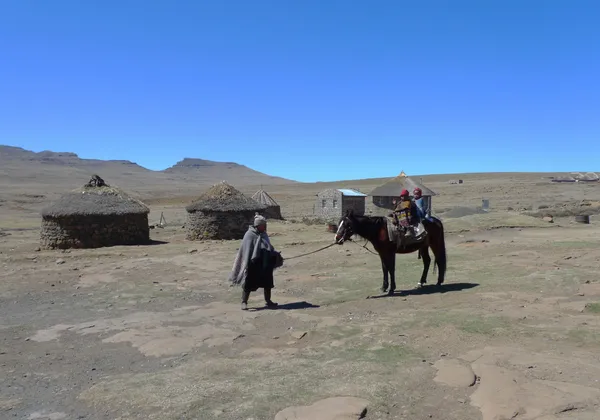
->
xmin=351 ymin=238 xmax=379 ymax=256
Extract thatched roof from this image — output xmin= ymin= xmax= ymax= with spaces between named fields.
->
xmin=186 ymin=181 xmax=267 ymax=213
xmin=41 ymin=175 xmax=150 ymax=217
xmin=251 ymin=189 xmax=280 ymax=207
xmin=370 ymin=172 xmax=436 ymax=197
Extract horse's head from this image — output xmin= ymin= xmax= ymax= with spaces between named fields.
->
xmin=335 ymin=210 xmax=355 ymax=244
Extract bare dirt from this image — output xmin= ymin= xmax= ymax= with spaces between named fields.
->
xmin=2 ymin=151 xmax=600 ymax=419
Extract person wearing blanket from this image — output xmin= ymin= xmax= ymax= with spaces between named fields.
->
xmin=228 ymin=214 xmax=284 ymax=310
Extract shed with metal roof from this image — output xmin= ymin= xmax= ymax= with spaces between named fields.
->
xmin=314 ymin=188 xmax=367 ymax=222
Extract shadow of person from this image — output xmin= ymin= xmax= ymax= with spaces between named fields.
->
xmin=250 ymin=301 xmax=321 ymax=311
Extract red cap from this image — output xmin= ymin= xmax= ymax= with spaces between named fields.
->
xmin=400 ymin=189 xmax=409 ymax=197
xmin=413 ymin=187 xmax=422 ymax=195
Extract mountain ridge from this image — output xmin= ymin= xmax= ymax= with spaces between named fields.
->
xmin=0 ymin=145 xmax=298 ymax=189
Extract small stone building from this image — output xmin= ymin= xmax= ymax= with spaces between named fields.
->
xmin=251 ymin=189 xmax=283 ymax=220
xmin=369 ymin=171 xmax=436 ymax=211
xmin=314 ymin=188 xmax=367 ymax=222
xmin=40 ymin=175 xmax=150 ymax=249
xmin=185 ymin=181 xmax=267 ymax=240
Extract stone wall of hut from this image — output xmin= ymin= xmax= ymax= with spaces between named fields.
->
xmin=315 ymin=190 xmax=366 ymax=222
xmin=261 ymin=205 xmax=283 ymax=220
xmin=40 ymin=214 xmax=150 ymax=249
xmin=186 ymin=210 xmax=256 ymax=240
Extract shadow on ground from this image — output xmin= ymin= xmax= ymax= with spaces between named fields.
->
xmin=147 ymin=239 xmax=170 ymax=246
xmin=251 ymin=301 xmax=321 ymax=311
xmin=368 ymin=282 xmax=479 ymax=299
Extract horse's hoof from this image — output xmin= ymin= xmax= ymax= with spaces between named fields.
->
xmin=387 ymin=290 xmax=395 ymax=296
xmin=416 ymin=283 xmax=424 ymax=288
xmin=381 ymin=287 xmax=388 ymax=294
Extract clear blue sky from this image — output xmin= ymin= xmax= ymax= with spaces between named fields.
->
xmin=1 ymin=1 xmax=599 ymax=182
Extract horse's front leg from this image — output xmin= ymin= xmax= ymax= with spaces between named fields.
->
xmin=379 ymin=255 xmax=389 ymax=293
xmin=387 ymin=252 xmax=397 ymax=295
xmin=418 ymin=247 xmax=431 ymax=288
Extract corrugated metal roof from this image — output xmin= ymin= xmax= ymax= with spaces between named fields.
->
xmin=337 ymin=188 xmax=367 ymax=197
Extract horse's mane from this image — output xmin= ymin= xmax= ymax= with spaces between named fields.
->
xmin=352 ymin=214 xmax=387 ymax=226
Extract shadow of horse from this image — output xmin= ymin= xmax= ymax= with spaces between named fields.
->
xmin=147 ymin=239 xmax=169 ymax=246
xmin=250 ymin=301 xmax=320 ymax=311
xmin=367 ymin=282 xmax=479 ymax=299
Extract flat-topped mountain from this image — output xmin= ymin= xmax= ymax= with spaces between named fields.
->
xmin=162 ymin=158 xmax=295 ymax=185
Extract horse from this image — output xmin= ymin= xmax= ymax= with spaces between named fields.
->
xmin=334 ymin=210 xmax=447 ymax=295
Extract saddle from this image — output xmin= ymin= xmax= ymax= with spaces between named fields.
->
xmin=385 ymin=216 xmax=427 ymax=249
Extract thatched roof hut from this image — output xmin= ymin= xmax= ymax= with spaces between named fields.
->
xmin=185 ymin=181 xmax=267 ymax=240
xmin=369 ymin=171 xmax=437 ymax=210
xmin=251 ymin=189 xmax=283 ymax=219
xmin=40 ymin=175 xmax=150 ymax=249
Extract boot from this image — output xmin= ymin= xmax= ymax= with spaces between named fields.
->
xmin=264 ymin=288 xmax=278 ymax=308
xmin=241 ymin=290 xmax=250 ymax=310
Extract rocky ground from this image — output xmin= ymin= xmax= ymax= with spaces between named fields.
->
xmin=1 ymin=202 xmax=600 ymax=419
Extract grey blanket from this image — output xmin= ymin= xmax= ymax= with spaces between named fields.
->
xmin=228 ymin=226 xmax=279 ymax=288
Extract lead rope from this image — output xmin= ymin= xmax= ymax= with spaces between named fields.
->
xmin=284 ymin=242 xmax=338 ymax=260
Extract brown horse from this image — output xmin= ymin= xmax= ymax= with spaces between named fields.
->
xmin=335 ymin=210 xmax=447 ymax=295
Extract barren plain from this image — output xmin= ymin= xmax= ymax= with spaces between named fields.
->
xmin=1 ymin=146 xmax=600 ymax=419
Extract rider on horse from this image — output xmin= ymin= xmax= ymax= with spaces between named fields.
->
xmin=412 ymin=187 xmax=433 ymax=222
xmin=392 ymin=189 xmax=416 ymax=237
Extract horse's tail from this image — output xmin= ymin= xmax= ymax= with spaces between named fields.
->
xmin=431 ymin=217 xmax=447 ymax=281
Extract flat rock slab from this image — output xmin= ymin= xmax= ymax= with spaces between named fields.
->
xmin=433 ymin=359 xmax=477 ymax=387
xmin=274 ymin=396 xmax=369 ymax=420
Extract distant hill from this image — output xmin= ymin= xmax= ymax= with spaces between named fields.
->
xmin=163 ymin=158 xmax=295 ymax=185
xmin=0 ymin=145 xmax=297 ymax=198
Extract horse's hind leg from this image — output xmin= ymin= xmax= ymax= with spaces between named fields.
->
xmin=418 ymin=247 xmax=431 ymax=288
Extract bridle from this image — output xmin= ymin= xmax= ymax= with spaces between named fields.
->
xmin=335 ymin=215 xmax=378 ymax=256
xmin=335 ymin=216 xmax=354 ymax=245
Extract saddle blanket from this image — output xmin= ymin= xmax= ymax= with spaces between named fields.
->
xmin=385 ymin=217 xmax=427 ymax=247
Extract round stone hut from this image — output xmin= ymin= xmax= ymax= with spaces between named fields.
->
xmin=40 ymin=175 xmax=150 ymax=249
xmin=251 ymin=189 xmax=283 ymax=220
xmin=185 ymin=181 xmax=267 ymax=240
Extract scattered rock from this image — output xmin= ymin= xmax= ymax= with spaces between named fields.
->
xmin=274 ymin=396 xmax=369 ymax=420
xmin=542 ymin=215 xmax=554 ymax=223
xmin=291 ymin=331 xmax=307 ymax=340
xmin=433 ymin=359 xmax=477 ymax=387
xmin=188 ymin=248 xmax=198 ymax=254
xmin=56 ymin=259 xmax=65 ymax=265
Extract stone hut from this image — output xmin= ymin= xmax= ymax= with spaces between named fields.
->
xmin=251 ymin=189 xmax=283 ymax=220
xmin=314 ymin=188 xmax=367 ymax=223
xmin=185 ymin=181 xmax=267 ymax=240
xmin=40 ymin=175 xmax=150 ymax=249
xmin=369 ymin=171 xmax=436 ymax=210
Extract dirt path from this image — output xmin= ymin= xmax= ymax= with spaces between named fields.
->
xmin=1 ymin=218 xmax=600 ymax=419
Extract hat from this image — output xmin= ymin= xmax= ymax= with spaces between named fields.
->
xmin=254 ymin=214 xmax=267 ymax=227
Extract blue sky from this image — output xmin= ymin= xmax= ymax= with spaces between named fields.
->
xmin=1 ymin=1 xmax=599 ymax=182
